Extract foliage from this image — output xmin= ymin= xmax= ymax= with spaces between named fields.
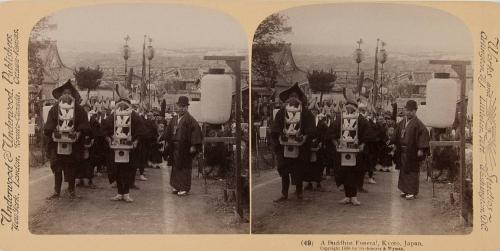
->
xmin=252 ymin=14 xmax=292 ymax=89
xmin=74 ymin=66 xmax=104 ymax=99
xmin=307 ymin=69 xmax=337 ymax=102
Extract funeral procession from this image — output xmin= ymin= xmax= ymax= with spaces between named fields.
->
xmin=27 ymin=5 xmax=249 ymax=234
xmin=251 ymin=4 xmax=473 ymax=235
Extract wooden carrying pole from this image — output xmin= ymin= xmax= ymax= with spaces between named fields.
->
xmin=429 ymin=60 xmax=471 ymax=225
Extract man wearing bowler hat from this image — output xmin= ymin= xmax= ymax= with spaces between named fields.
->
xmin=391 ymin=100 xmax=430 ymax=200
xmin=163 ymin=96 xmax=203 ymax=196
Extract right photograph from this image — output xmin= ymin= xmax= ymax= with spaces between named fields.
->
xmin=251 ymin=3 xmax=473 ymax=234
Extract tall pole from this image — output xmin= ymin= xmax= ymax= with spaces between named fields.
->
xmin=357 ymin=39 xmax=362 ymax=76
xmin=380 ymin=63 xmax=384 ymax=109
xmin=373 ymin=39 xmax=380 ymax=109
xmin=429 ymin=60 xmax=471 ymax=225
xmin=355 ymin=39 xmax=364 ymax=97
xmin=123 ymin=35 xmax=130 ymax=99
xmin=148 ymin=60 xmax=151 ymax=110
xmin=226 ymin=59 xmax=243 ymax=219
xmin=147 ymin=37 xmax=154 ymax=111
xmin=456 ymin=64 xmax=467 ymax=224
xmin=140 ymin=35 xmax=146 ymax=106
xmin=204 ymin=55 xmax=245 ymax=220
xmin=124 ymin=35 xmax=130 ymax=74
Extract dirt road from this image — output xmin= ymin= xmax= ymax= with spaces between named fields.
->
xmin=29 ymin=164 xmax=248 ymax=234
xmin=252 ymin=168 xmax=470 ymax=234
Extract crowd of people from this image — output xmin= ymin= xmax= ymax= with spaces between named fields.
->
xmin=43 ymin=80 xmax=203 ymax=203
xmin=265 ymin=83 xmax=431 ymax=205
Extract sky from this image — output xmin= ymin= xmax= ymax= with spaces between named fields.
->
xmin=279 ymin=3 xmax=473 ymax=56
xmin=42 ymin=3 xmax=247 ymax=53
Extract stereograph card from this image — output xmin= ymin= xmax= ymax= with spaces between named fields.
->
xmin=0 ymin=1 xmax=499 ymax=251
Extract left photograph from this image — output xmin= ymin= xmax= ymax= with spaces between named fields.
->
xmin=27 ymin=3 xmax=249 ymax=234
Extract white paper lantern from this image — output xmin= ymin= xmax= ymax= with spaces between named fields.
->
xmin=188 ymin=101 xmax=203 ymax=122
xmin=425 ymin=73 xmax=458 ymax=128
xmin=200 ymin=70 xmax=234 ymax=124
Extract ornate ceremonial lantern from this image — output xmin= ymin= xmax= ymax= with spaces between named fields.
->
xmin=337 ymin=103 xmax=360 ymax=166
xmin=279 ymin=102 xmax=305 ymax=158
xmin=53 ymin=96 xmax=77 ymax=155
xmin=110 ymin=100 xmax=134 ymax=163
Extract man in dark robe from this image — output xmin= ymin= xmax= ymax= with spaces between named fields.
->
xmin=44 ymin=80 xmax=89 ymax=199
xmin=304 ymin=111 xmax=329 ymax=191
xmin=102 ymin=98 xmax=148 ymax=202
xmin=391 ymin=100 xmax=430 ymax=200
xmin=358 ymin=104 xmax=381 ymax=190
xmin=133 ymin=112 xmax=151 ymax=181
xmin=376 ymin=115 xmax=392 ymax=172
xmin=328 ymin=105 xmax=343 ymax=186
xmin=164 ymin=96 xmax=203 ymax=196
xmin=77 ymin=104 xmax=99 ymax=188
xmin=145 ymin=111 xmax=161 ymax=169
xmin=90 ymin=110 xmax=107 ymax=177
xmin=271 ymin=83 xmax=315 ymax=201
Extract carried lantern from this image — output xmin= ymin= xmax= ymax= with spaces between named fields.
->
xmin=200 ymin=68 xmax=233 ymax=124
xmin=337 ymin=102 xmax=360 ymax=166
xmin=110 ymin=100 xmax=134 ymax=163
xmin=52 ymin=96 xmax=77 ymax=155
xmin=279 ymin=102 xmax=304 ymax=158
xmin=425 ymin=73 xmax=458 ymax=128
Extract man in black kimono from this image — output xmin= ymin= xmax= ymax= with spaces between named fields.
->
xmin=358 ymin=104 xmax=381 ymax=191
xmin=102 ymin=98 xmax=148 ymax=202
xmin=77 ymin=104 xmax=99 ymax=188
xmin=134 ymin=112 xmax=150 ymax=182
xmin=44 ymin=80 xmax=89 ymax=199
xmin=391 ymin=100 xmax=430 ymax=200
xmin=145 ymin=111 xmax=160 ymax=169
xmin=305 ymin=111 xmax=329 ymax=191
xmin=328 ymin=104 xmax=342 ymax=185
xmin=90 ymin=109 xmax=107 ymax=178
xmin=271 ymin=83 xmax=315 ymax=201
xmin=164 ymin=96 xmax=203 ymax=196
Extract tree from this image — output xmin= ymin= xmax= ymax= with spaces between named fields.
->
xmin=74 ymin=66 xmax=104 ymax=101
xmin=307 ymin=69 xmax=337 ymax=102
xmin=252 ymin=14 xmax=292 ymax=89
